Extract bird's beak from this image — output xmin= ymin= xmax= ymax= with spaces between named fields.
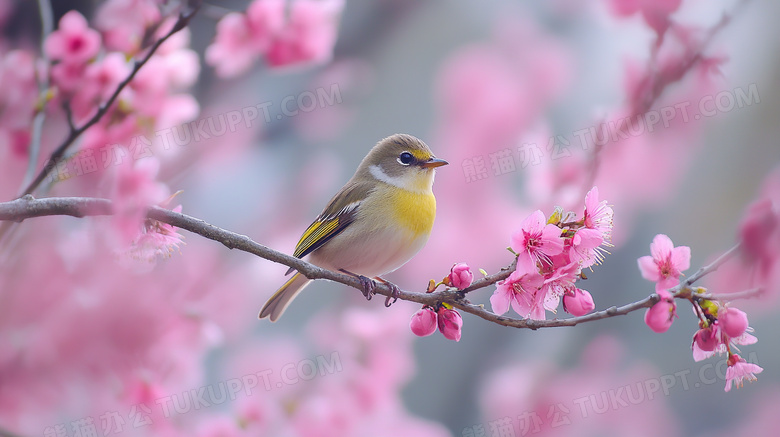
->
xmin=421 ymin=157 xmax=448 ymax=169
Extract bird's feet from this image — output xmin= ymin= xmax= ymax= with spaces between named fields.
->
xmin=340 ymin=269 xmax=376 ymax=300
xmin=374 ymin=277 xmax=401 ymax=307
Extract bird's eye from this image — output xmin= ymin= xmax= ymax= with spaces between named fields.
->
xmin=398 ymin=152 xmax=414 ymax=165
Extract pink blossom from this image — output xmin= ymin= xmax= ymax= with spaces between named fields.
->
xmin=563 ymin=288 xmax=595 ymax=316
xmin=205 ymin=13 xmax=264 ymax=78
xmin=739 ymin=198 xmax=779 ymax=277
xmin=490 ymin=262 xmax=545 ymax=319
xmin=246 ymin=0 xmax=287 ymax=50
xmin=583 ymin=186 xmax=614 ymax=241
xmin=122 ymin=205 xmax=185 ymax=262
xmin=265 ymin=0 xmax=344 ymax=69
xmin=436 ymin=308 xmax=463 ymax=342
xmin=607 ymin=0 xmax=682 ymax=35
xmin=637 ymin=234 xmax=690 ymax=291
xmin=724 ymin=354 xmax=763 ymax=392
xmin=644 ymin=289 xmax=677 ymax=333
xmin=511 ymin=210 xmax=564 ymax=271
xmin=95 ymin=0 xmax=162 ymax=54
xmin=719 ymin=307 xmax=749 ymax=339
xmin=44 ymin=11 xmax=101 ymax=64
xmin=110 ymin=157 xmax=169 ymax=244
xmin=691 ymin=324 xmax=720 ymax=361
xmin=409 ymin=308 xmax=437 ymax=337
xmin=569 ymin=228 xmax=604 ymax=268
xmin=540 ymin=259 xmax=580 ymax=314
xmin=448 ymin=263 xmax=473 ymax=289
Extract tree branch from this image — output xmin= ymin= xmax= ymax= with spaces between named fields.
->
xmin=0 ymin=196 xmax=757 ymax=329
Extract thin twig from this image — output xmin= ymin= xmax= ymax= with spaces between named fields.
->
xmin=17 ymin=7 xmax=200 ymax=198
xmin=19 ymin=0 xmax=55 ymax=194
xmin=0 ymin=196 xmax=759 ymax=330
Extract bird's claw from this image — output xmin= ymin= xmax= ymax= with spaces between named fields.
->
xmin=384 ymin=282 xmax=400 ymax=307
xmin=357 ymin=275 xmax=377 ymax=300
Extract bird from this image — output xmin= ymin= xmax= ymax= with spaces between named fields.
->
xmin=259 ymin=134 xmax=448 ymax=322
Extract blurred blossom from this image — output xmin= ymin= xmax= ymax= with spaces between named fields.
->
xmin=95 ymin=0 xmax=162 ymax=55
xmin=206 ymin=0 xmax=345 ymax=77
xmin=607 ymin=0 xmax=682 ymax=35
xmin=44 ymin=11 xmax=101 ymax=65
xmin=109 ymin=157 xmax=169 ymax=244
xmin=0 ymin=50 xmax=37 ymax=159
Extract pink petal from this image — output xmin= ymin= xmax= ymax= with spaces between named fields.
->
xmin=637 ymin=256 xmax=660 ymax=281
xmin=521 ymin=210 xmax=546 ymax=234
xmin=573 ymin=228 xmax=603 ymax=249
xmin=584 ymin=186 xmax=599 ymax=212
xmin=650 ymin=234 xmax=674 ymax=261
xmin=671 ymin=245 xmax=691 ymax=272
xmin=490 ymin=286 xmax=511 ymax=316
xmin=539 ymin=224 xmax=564 ymax=255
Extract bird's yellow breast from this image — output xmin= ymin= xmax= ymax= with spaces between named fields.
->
xmin=366 ymin=185 xmax=437 ymax=239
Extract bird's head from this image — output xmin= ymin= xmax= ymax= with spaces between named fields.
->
xmin=358 ymin=134 xmax=448 ymax=193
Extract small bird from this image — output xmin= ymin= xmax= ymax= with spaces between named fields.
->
xmin=259 ymin=134 xmax=448 ymax=321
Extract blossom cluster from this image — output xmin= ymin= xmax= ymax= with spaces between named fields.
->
xmin=489 ymin=187 xmax=613 ymax=320
xmin=205 ymin=0 xmax=345 ymax=78
xmin=409 ymin=263 xmax=472 ymax=341
xmin=638 ymin=234 xmax=763 ymax=392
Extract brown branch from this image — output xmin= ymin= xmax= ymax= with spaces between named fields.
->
xmin=0 ymin=196 xmax=757 ymax=330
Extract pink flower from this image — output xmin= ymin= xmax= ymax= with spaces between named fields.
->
xmin=724 ymin=354 xmax=763 ymax=392
xmin=644 ymin=289 xmax=677 ymax=333
xmin=95 ymin=0 xmax=161 ymax=54
xmin=739 ymin=198 xmax=779 ymax=278
xmin=719 ymin=307 xmax=749 ymax=339
xmin=569 ymin=228 xmax=604 ymax=268
xmin=110 ymin=157 xmax=169 ymax=244
xmin=540 ymin=259 xmax=580 ymax=314
xmin=437 ymin=308 xmax=463 ymax=342
xmin=409 ymin=308 xmax=437 ymax=337
xmin=637 ymin=234 xmax=690 ymax=291
xmin=205 ymin=13 xmax=264 ymax=78
xmin=583 ymin=186 xmax=614 ymax=241
xmin=266 ymin=0 xmax=344 ymax=69
xmin=448 ymin=263 xmax=473 ymax=289
xmin=123 ymin=205 xmax=185 ymax=262
xmin=44 ymin=11 xmax=101 ymax=64
xmin=490 ymin=262 xmax=545 ymax=319
xmin=563 ymin=288 xmax=595 ymax=316
xmin=511 ymin=210 xmax=564 ymax=271
xmin=608 ymin=0 xmax=682 ymax=35
xmin=691 ymin=325 xmax=720 ymax=362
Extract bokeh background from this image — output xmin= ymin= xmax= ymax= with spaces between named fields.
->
xmin=1 ymin=0 xmax=779 ymax=436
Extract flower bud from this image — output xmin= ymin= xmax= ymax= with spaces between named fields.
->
xmin=437 ymin=308 xmax=463 ymax=342
xmin=563 ymin=288 xmax=595 ymax=316
xmin=409 ymin=308 xmax=437 ymax=337
xmin=693 ymin=326 xmax=719 ymax=352
xmin=719 ymin=307 xmax=749 ymax=338
xmin=644 ymin=290 xmax=677 ymax=333
xmin=448 ymin=263 xmax=473 ymax=290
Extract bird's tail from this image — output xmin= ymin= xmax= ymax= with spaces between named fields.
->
xmin=258 ymin=272 xmax=311 ymax=322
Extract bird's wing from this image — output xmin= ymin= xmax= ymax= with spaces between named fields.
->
xmin=289 ymin=181 xmax=373 ymax=268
